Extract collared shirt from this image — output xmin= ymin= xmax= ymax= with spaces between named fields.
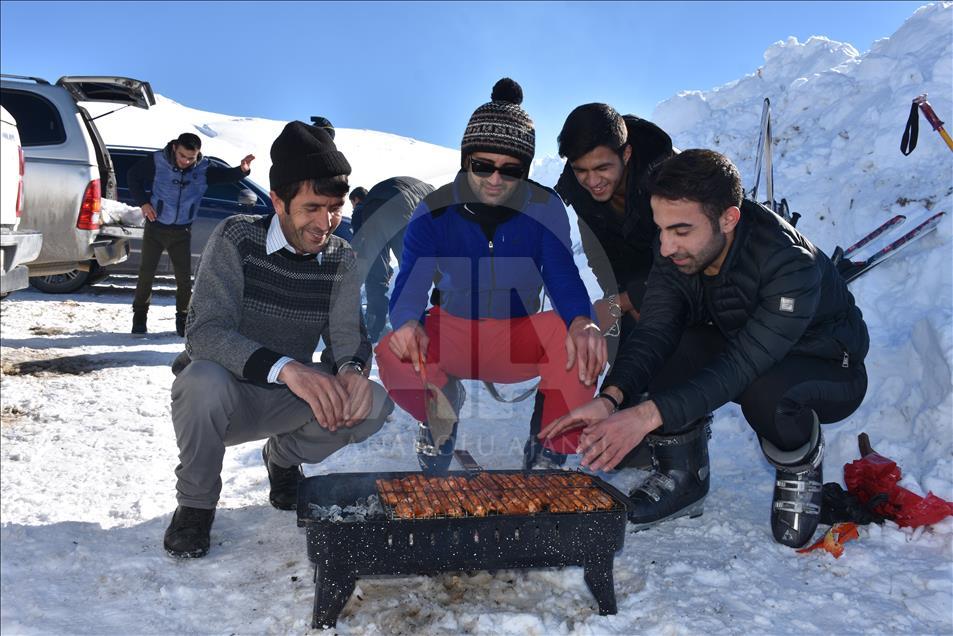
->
xmin=265 ymin=214 xmax=324 ymax=383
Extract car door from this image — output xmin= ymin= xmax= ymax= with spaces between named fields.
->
xmin=56 ymin=77 xmax=156 ymax=110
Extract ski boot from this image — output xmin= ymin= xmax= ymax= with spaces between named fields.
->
xmin=628 ymin=415 xmax=712 ymax=530
xmin=762 ymin=415 xmax=824 ymax=548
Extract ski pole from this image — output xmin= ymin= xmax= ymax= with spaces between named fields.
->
xmin=901 ymin=94 xmax=953 ymax=154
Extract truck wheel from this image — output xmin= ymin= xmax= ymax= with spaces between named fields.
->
xmin=30 ymin=269 xmax=91 ymax=293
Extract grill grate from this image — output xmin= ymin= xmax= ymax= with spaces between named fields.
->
xmin=376 ymin=472 xmax=620 ymax=519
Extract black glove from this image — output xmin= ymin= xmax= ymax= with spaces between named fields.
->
xmin=820 ymin=482 xmax=888 ymax=526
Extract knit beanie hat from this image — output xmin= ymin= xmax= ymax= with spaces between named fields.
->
xmin=461 ymin=78 xmax=535 ymax=169
xmin=269 ymin=121 xmax=351 ymax=191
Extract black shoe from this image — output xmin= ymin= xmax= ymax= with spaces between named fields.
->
xmin=627 ymin=416 xmax=711 ymax=530
xmin=132 ymin=310 xmax=147 ymax=335
xmin=415 ymin=420 xmax=459 ymax=475
xmin=164 ymin=505 xmax=215 ymax=558
xmin=521 ymin=391 xmax=568 ymax=470
xmin=175 ymin=311 xmax=187 ymax=337
xmin=262 ymin=444 xmax=304 ymax=511
xmin=415 ymin=377 xmax=465 ymax=475
xmin=763 ymin=420 xmax=824 ymax=548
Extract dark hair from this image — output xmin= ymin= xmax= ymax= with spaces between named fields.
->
xmin=310 ymin=116 xmax=335 ymax=139
xmin=349 ymin=186 xmax=368 ymax=202
xmin=175 ymin=132 xmax=202 ymax=150
xmin=646 ymin=149 xmax=743 ymax=226
xmin=557 ymin=103 xmax=627 ymax=161
xmin=273 ymin=175 xmax=350 ymax=211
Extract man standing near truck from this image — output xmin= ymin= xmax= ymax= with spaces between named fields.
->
xmin=127 ymin=132 xmax=255 ymax=336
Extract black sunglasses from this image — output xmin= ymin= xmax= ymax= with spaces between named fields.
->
xmin=469 ymin=158 xmax=525 ymax=180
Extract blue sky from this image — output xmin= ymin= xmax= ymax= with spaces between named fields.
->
xmin=1 ymin=1 xmax=923 ymax=157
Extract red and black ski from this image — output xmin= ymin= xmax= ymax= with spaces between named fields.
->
xmin=839 ymin=211 xmax=946 ymax=283
xmin=842 ymin=214 xmax=907 ymax=259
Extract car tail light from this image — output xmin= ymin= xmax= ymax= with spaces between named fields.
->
xmin=76 ymin=178 xmax=101 ymax=230
xmin=15 ymin=145 xmax=24 ymax=218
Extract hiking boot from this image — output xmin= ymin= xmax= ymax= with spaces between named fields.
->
xmin=175 ymin=311 xmax=187 ymax=337
xmin=163 ymin=505 xmax=215 ymax=558
xmin=628 ymin=416 xmax=711 ymax=530
xmin=415 ymin=377 xmax=465 ymax=475
xmin=262 ymin=444 xmax=304 ymax=511
xmin=763 ymin=416 xmax=824 ymax=548
xmin=132 ymin=310 xmax=147 ymax=335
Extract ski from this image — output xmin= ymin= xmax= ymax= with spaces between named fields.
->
xmin=842 ymin=214 xmax=907 ymax=259
xmin=839 ymin=211 xmax=946 ymax=283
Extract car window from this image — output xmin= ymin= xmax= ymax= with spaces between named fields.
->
xmin=0 ymin=90 xmax=67 ymax=146
xmin=204 ymin=181 xmax=243 ymax=202
xmin=109 ymin=153 xmax=143 ymax=191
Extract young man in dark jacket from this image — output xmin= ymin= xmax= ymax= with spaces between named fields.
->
xmin=376 ymin=79 xmax=607 ymax=473
xmin=127 ymin=132 xmax=255 ymax=336
xmin=555 ymin=104 xmax=674 ymax=335
xmin=543 ymin=149 xmax=869 ymax=548
xmin=555 ymin=104 xmax=677 ymax=470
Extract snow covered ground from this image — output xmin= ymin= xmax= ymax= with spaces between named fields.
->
xmin=2 ymin=3 xmax=951 ymax=634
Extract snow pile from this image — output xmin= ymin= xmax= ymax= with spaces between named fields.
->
xmin=652 ymin=2 xmax=952 ymax=252
xmin=1 ymin=3 xmax=951 ymax=634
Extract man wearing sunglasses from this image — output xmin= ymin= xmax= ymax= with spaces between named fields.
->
xmin=376 ymin=78 xmax=607 ymax=474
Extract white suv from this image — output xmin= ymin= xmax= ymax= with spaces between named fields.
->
xmin=0 ymin=75 xmax=154 ymax=292
xmin=0 ymin=105 xmax=42 ymax=296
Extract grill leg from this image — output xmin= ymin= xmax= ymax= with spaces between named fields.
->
xmin=311 ymin=562 xmax=357 ymax=629
xmin=583 ymin=554 xmax=617 ymax=615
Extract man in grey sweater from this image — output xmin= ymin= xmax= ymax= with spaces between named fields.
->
xmin=163 ymin=121 xmax=392 ymax=559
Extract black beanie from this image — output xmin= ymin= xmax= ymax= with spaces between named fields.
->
xmin=461 ymin=78 xmax=535 ymax=169
xmin=269 ymin=121 xmax=351 ymax=191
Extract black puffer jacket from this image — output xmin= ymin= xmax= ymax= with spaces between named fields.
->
xmin=351 ymin=176 xmax=434 ymax=264
xmin=555 ymin=115 xmax=673 ymax=306
xmin=604 ymin=200 xmax=870 ymax=430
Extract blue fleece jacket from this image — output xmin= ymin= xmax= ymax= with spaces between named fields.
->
xmin=389 ymin=177 xmax=594 ymax=330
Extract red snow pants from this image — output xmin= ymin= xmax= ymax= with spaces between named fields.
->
xmin=376 ymin=307 xmax=596 ymax=454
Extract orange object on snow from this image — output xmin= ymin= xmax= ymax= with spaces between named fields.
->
xmin=797 ymin=522 xmax=860 ymax=558
xmin=844 ymin=434 xmax=953 ymax=528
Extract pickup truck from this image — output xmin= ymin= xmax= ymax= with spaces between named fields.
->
xmin=0 ymin=75 xmax=154 ymax=293
xmin=0 ymin=105 xmax=43 ymax=296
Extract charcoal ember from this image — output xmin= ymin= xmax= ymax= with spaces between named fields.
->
xmin=307 ymin=495 xmax=383 ymax=522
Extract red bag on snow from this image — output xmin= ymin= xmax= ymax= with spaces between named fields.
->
xmin=844 ymin=434 xmax=953 ymax=528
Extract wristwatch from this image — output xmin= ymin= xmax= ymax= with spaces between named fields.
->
xmin=605 ymin=294 xmax=623 ymax=320
xmin=338 ymin=360 xmax=365 ymax=376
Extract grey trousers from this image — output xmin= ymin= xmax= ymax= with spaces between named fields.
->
xmin=170 ymin=359 xmax=391 ymax=509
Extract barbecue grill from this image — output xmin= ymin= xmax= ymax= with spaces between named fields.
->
xmin=296 ymin=469 xmax=632 ymax=628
